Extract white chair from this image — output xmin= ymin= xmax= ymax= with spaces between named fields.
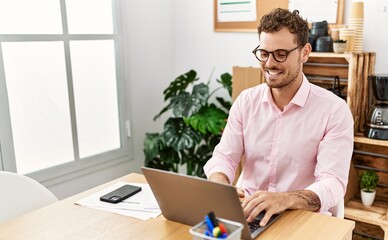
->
xmin=329 ymin=198 xmax=345 ymax=218
xmin=236 ymin=171 xmax=345 ymax=218
xmin=0 ymin=171 xmax=58 ymax=223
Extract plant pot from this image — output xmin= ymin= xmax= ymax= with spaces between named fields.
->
xmin=360 ymin=189 xmax=376 ymax=206
xmin=333 ymin=42 xmax=347 ymax=54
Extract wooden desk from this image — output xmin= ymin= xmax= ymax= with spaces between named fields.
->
xmin=0 ymin=173 xmax=355 ymax=240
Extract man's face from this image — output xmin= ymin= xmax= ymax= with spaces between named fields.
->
xmin=258 ymin=28 xmax=304 ymax=89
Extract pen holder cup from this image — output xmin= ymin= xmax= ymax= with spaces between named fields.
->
xmin=189 ymin=218 xmax=243 ymax=240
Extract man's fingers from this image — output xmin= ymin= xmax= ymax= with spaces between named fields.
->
xmin=236 ymin=187 xmax=245 ymax=198
xmin=259 ymin=210 xmax=274 ymax=227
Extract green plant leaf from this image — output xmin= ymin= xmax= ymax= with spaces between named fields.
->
xmin=153 ymin=102 xmax=172 ymax=121
xmin=145 ymin=156 xmax=178 ymax=172
xmin=217 ymin=72 xmax=232 ymax=97
xmin=159 ymin=147 xmax=181 ymax=169
xmin=206 ymin=134 xmax=222 ymax=149
xmin=184 ymin=104 xmax=227 ymax=135
xmin=216 ymin=97 xmax=232 ymax=111
xmin=170 ymin=83 xmax=209 ymax=117
xmin=194 ymin=144 xmax=213 ymax=177
xmin=359 ymin=170 xmax=379 ymax=192
xmin=143 ymin=133 xmax=164 ymax=160
xmin=144 ymin=70 xmax=232 ymax=178
xmin=181 ymin=144 xmax=213 ymax=177
xmin=163 ymin=70 xmax=198 ymax=101
xmin=162 ymin=118 xmax=201 ymax=152
xmin=144 ymin=133 xmax=180 ymax=172
xmin=192 ymin=82 xmax=210 ymax=104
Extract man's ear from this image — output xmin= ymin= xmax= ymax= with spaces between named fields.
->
xmin=301 ymin=43 xmax=312 ymax=63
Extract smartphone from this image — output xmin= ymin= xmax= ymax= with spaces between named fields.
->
xmin=100 ymin=184 xmax=142 ymax=204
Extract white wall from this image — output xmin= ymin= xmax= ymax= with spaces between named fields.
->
xmin=50 ymin=0 xmax=388 ymax=199
xmin=121 ymin=0 xmax=175 ymax=170
xmin=362 ymin=0 xmax=388 ymax=74
xmin=173 ymin=0 xmax=388 ymax=76
xmin=173 ymin=0 xmax=257 ymax=90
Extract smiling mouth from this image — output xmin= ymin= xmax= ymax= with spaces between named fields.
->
xmin=267 ymin=70 xmax=281 ymax=75
xmin=265 ymin=69 xmax=282 ymax=78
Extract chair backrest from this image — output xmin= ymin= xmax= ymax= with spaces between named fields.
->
xmin=0 ymin=171 xmax=58 ymax=223
xmin=328 ymin=198 xmax=345 ymax=218
xmin=232 ymin=66 xmax=263 ymax=184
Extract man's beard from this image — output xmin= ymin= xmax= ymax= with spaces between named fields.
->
xmin=265 ymin=60 xmax=302 ymax=89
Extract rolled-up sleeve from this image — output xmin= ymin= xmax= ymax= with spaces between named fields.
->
xmin=305 ymin=101 xmax=354 ymax=214
xmin=204 ymin=93 xmax=245 ymax=183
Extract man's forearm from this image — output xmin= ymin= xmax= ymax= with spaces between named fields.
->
xmin=208 ymin=172 xmax=230 ymax=184
xmin=287 ymin=190 xmax=321 ymax=212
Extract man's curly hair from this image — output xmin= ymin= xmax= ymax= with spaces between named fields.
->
xmin=258 ymin=8 xmax=309 ymax=47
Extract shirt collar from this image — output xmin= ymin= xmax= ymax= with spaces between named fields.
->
xmin=262 ymin=74 xmax=310 ymax=108
xmin=291 ymin=74 xmax=310 ymax=107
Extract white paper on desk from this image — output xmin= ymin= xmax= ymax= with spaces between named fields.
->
xmin=75 ymin=182 xmax=161 ymax=220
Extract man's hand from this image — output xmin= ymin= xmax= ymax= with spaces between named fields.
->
xmin=208 ymin=172 xmax=245 ymax=198
xmin=236 ymin=187 xmax=245 ymax=198
xmin=241 ymin=191 xmax=289 ymax=226
xmin=241 ymin=190 xmax=321 ymax=227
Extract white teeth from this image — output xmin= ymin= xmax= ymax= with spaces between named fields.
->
xmin=268 ymin=71 xmax=280 ymax=75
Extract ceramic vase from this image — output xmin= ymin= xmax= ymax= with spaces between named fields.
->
xmin=333 ymin=42 xmax=347 ymax=54
xmin=360 ymin=189 xmax=376 ymax=206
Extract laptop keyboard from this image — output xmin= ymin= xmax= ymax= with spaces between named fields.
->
xmin=248 ymin=212 xmax=265 ymax=233
xmin=248 ymin=212 xmax=280 ymax=233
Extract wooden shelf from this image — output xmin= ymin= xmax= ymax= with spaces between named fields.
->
xmin=354 ymin=135 xmax=388 ymax=147
xmin=345 ymin=198 xmax=388 ymax=239
xmin=345 ymin=198 xmax=387 ymax=226
xmin=309 ymin=52 xmax=353 ymax=60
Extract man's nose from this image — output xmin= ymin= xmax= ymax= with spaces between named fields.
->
xmin=266 ymin=53 xmax=278 ymax=66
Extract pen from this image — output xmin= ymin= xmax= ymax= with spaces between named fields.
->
xmin=208 ymin=211 xmax=218 ymax=227
xmin=205 ymin=215 xmax=215 ymax=231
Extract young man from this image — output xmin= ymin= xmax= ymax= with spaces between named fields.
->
xmin=204 ymin=8 xmax=354 ymax=227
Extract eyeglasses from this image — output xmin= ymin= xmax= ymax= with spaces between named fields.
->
xmin=252 ymin=45 xmax=302 ymax=63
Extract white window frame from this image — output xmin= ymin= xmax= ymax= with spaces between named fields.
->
xmin=0 ymin=0 xmax=132 ymax=186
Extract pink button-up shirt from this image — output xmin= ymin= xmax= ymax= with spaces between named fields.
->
xmin=204 ymin=75 xmax=354 ymax=215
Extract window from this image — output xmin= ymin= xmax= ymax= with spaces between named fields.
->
xmin=0 ymin=0 xmax=131 ymax=184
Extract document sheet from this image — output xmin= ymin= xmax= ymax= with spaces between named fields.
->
xmin=75 ymin=181 xmax=161 ymax=220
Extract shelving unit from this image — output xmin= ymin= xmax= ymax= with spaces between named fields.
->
xmin=306 ymin=52 xmax=388 ymax=239
xmin=305 ymin=52 xmax=376 ymax=137
xmin=351 ymin=137 xmax=388 ymax=239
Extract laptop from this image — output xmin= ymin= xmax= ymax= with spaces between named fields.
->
xmin=141 ymin=167 xmax=282 ymax=240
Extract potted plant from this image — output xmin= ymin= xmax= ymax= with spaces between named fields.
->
xmin=143 ymin=69 xmax=232 ymax=177
xmin=333 ymin=39 xmax=347 ymax=54
xmin=359 ymin=170 xmax=379 ymax=206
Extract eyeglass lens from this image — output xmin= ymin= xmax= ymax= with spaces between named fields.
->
xmin=255 ymin=49 xmax=289 ymax=62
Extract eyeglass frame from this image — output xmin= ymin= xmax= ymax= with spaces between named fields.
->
xmin=252 ymin=44 xmax=303 ymax=63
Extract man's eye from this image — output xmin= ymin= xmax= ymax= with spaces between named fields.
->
xmin=275 ymin=51 xmax=287 ymax=57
